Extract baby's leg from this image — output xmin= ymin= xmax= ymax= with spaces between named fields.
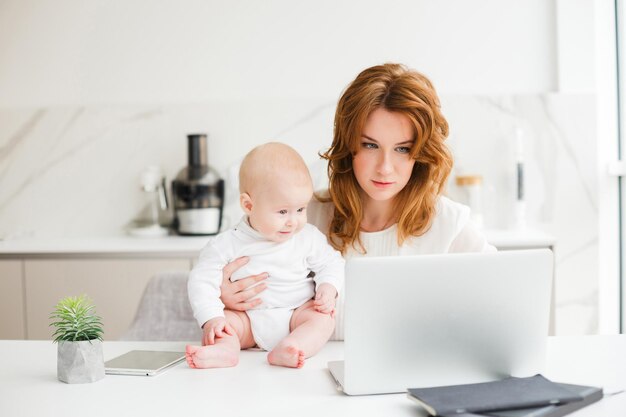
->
xmin=267 ymin=300 xmax=334 ymax=368
xmin=186 ymin=310 xmax=256 ymax=369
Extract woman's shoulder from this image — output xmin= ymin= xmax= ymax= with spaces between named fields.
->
xmin=435 ymin=195 xmax=470 ymax=227
xmin=398 ymin=196 xmax=471 ymax=254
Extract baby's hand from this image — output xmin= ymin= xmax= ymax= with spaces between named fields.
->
xmin=201 ymin=317 xmax=235 ymax=346
xmin=314 ymin=283 xmax=337 ymax=315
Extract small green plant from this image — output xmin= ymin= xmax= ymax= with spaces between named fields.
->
xmin=49 ymin=295 xmax=104 ymax=343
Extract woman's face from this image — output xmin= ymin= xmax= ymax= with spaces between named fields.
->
xmin=352 ymin=108 xmax=416 ymax=205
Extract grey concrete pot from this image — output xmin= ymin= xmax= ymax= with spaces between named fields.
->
xmin=57 ymin=340 xmax=105 ymax=384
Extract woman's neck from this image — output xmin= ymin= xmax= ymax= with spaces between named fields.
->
xmin=360 ymin=198 xmax=396 ymax=232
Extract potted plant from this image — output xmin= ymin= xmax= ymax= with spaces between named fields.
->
xmin=50 ymin=295 xmax=105 ymax=383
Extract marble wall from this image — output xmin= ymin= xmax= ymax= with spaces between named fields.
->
xmin=0 ymin=94 xmax=597 ymax=334
xmin=443 ymin=95 xmax=598 ymax=336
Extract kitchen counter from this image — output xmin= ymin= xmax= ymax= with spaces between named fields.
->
xmin=0 ymin=228 xmax=557 ymax=340
xmin=0 ymin=228 xmax=555 ymax=258
xmin=0 ymin=235 xmax=212 ymax=258
xmin=483 ymin=228 xmax=556 ymax=249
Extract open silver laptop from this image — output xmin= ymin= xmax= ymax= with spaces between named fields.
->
xmin=328 ymin=249 xmax=553 ymax=395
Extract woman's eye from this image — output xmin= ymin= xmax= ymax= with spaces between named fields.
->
xmin=396 ymin=146 xmax=411 ymax=154
xmin=278 ymin=210 xmax=288 ymax=215
xmin=362 ymin=142 xmax=377 ymax=149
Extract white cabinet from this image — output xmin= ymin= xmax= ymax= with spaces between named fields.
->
xmin=0 ymin=260 xmax=25 ymax=339
xmin=0 ymin=257 xmax=192 ymax=340
xmin=0 ymin=237 xmax=207 ymax=340
xmin=23 ymin=258 xmax=191 ymax=340
xmin=485 ymin=229 xmax=556 ymax=335
xmin=0 ymin=231 xmax=556 ymax=339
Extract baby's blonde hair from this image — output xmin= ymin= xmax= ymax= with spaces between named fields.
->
xmin=239 ymin=142 xmax=312 ymax=196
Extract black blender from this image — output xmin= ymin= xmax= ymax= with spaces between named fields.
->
xmin=171 ymin=134 xmax=224 ymax=235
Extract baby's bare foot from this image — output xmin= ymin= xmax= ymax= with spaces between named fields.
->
xmin=267 ymin=344 xmax=305 ymax=368
xmin=185 ymin=344 xmax=238 ymax=369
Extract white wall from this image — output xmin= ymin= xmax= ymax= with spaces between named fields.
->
xmin=0 ymin=0 xmax=558 ymax=107
xmin=0 ymin=0 xmax=604 ymax=336
xmin=556 ymin=0 xmax=595 ymax=92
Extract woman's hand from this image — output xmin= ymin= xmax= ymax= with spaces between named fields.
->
xmin=220 ymin=256 xmax=268 ymax=311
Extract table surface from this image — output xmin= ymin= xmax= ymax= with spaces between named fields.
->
xmin=0 ymin=336 xmax=624 ymax=417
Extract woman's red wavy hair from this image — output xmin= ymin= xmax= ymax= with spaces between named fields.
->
xmin=320 ymin=63 xmax=452 ymax=254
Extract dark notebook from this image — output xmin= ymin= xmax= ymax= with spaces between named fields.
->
xmin=480 ymin=383 xmax=603 ymax=417
xmin=407 ymin=375 xmax=584 ymax=416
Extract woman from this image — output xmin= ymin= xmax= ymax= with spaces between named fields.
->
xmin=218 ymin=63 xmax=494 ymax=339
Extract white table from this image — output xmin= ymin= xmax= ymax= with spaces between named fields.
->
xmin=0 ymin=336 xmax=624 ymax=417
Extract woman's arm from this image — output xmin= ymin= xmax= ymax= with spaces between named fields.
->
xmin=219 ymin=256 xmax=268 ymax=311
xmin=448 ymin=220 xmax=497 ymax=253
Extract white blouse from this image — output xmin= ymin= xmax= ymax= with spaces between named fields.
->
xmin=307 ymin=194 xmax=496 ymax=340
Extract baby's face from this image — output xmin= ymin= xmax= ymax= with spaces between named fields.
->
xmin=248 ymin=181 xmax=313 ymax=243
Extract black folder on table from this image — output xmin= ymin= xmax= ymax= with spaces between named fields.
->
xmin=479 ymin=382 xmax=603 ymax=417
xmin=407 ymin=375 xmax=590 ymax=416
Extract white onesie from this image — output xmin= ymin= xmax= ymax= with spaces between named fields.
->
xmin=188 ymin=217 xmax=344 ymax=351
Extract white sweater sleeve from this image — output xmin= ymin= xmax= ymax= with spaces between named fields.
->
xmin=448 ymin=220 xmax=497 ymax=253
xmin=305 ymin=226 xmax=345 ymax=295
xmin=187 ymin=240 xmax=230 ymax=328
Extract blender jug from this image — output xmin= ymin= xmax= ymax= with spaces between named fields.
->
xmin=171 ymin=134 xmax=224 ymax=235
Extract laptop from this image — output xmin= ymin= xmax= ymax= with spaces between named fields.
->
xmin=328 ymin=249 xmax=553 ymax=395
xmin=105 ymin=350 xmax=186 ymax=376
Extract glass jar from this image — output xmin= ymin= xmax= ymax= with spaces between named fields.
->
xmin=455 ymin=175 xmax=484 ymax=228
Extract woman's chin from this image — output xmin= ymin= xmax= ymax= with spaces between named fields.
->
xmin=363 ymin=188 xmax=399 ymax=203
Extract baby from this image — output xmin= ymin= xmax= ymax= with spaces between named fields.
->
xmin=186 ymin=142 xmax=344 ymax=369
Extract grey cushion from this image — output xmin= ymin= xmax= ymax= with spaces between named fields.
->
xmin=121 ymin=271 xmax=201 ymax=341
